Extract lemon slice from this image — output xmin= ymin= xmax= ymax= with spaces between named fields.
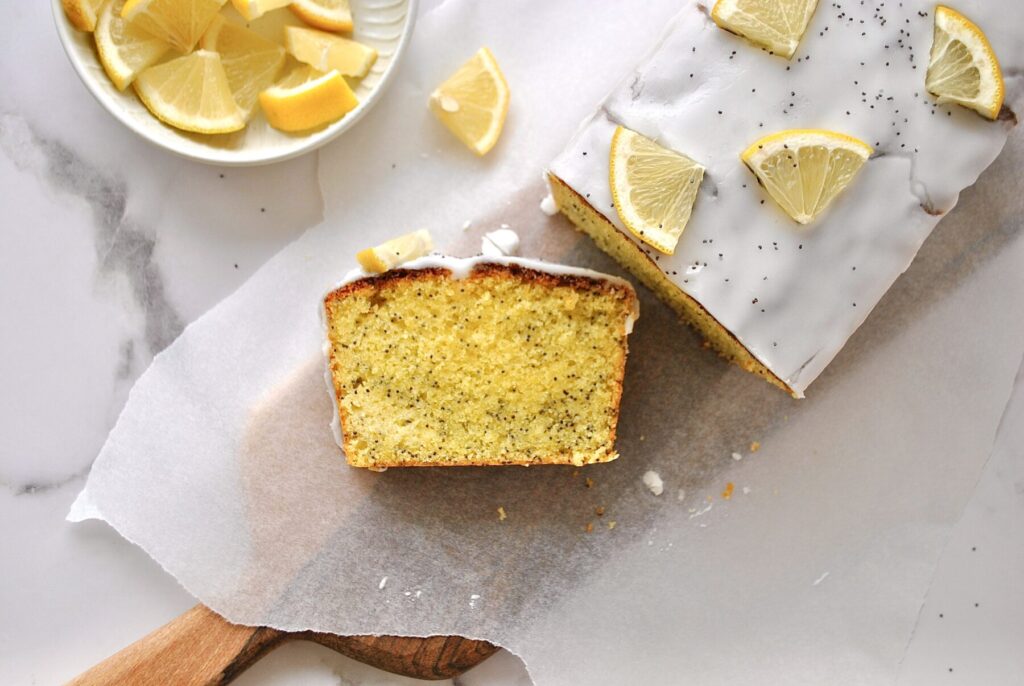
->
xmin=926 ymin=6 xmax=1004 ymax=120
xmin=711 ymin=0 xmax=818 ymax=59
xmin=62 ymin=0 xmax=105 ymax=32
xmin=742 ymin=129 xmax=872 ymax=225
xmin=229 ymin=0 xmax=291 ymax=21
xmin=95 ymin=0 xmax=171 ymax=91
xmin=429 ymin=47 xmax=509 ymax=156
xmin=134 ymin=50 xmax=246 ymax=133
xmin=121 ymin=0 xmax=225 ymax=53
xmin=259 ymin=66 xmax=358 ymax=132
xmin=609 ymin=126 xmax=705 ymax=255
xmin=289 ymin=0 xmax=353 ymax=32
xmin=356 ymin=230 xmax=434 ymax=273
xmin=285 ymin=26 xmax=377 ymax=79
xmin=200 ymin=16 xmax=286 ymax=119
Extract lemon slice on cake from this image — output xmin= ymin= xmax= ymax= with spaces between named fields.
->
xmin=357 ymin=230 xmax=434 ymax=273
xmin=259 ymin=66 xmax=358 ymax=132
xmin=711 ymin=0 xmax=818 ymax=59
xmin=926 ymin=5 xmax=1004 ymax=120
xmin=229 ymin=0 xmax=291 ymax=21
xmin=121 ymin=0 xmax=225 ymax=53
xmin=742 ymin=129 xmax=872 ymax=225
xmin=429 ymin=47 xmax=510 ymax=156
xmin=200 ymin=16 xmax=286 ymax=119
xmin=290 ymin=0 xmax=353 ymax=32
xmin=135 ymin=50 xmax=245 ymax=133
xmin=285 ymin=26 xmax=377 ymax=78
xmin=62 ymin=0 xmax=105 ymax=32
xmin=95 ymin=0 xmax=171 ymax=91
xmin=609 ymin=126 xmax=705 ymax=255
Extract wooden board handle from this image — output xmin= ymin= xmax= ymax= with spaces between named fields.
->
xmin=67 ymin=605 xmax=498 ymax=685
xmin=66 ymin=605 xmax=284 ymax=686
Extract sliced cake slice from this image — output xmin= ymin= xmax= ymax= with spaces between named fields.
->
xmin=322 ymin=256 xmax=639 ymax=468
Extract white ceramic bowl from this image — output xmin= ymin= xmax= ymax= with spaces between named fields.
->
xmin=52 ymin=0 xmax=417 ymax=166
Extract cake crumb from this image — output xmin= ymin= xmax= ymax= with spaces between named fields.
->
xmin=585 ymin=477 xmax=595 ymax=489
xmin=461 ymin=220 xmax=472 ymax=231
xmin=742 ymin=486 xmax=752 ymax=495
xmin=572 ymin=469 xmax=580 ymax=478
xmin=642 ymin=470 xmax=664 ymax=496
xmin=607 ymin=520 xmax=617 ymax=529
xmin=595 ymin=506 xmax=605 ymax=516
xmin=722 ymin=482 xmax=735 ymax=500
xmin=584 ymin=522 xmax=594 ymax=533
xmin=750 ymin=441 xmax=761 ymax=452
xmin=639 ymin=434 xmax=645 ymax=442
xmin=731 ymin=451 xmax=743 ymax=461
xmin=677 ymin=488 xmax=686 ymax=502
xmin=497 ymin=506 xmax=507 ymax=521
xmin=378 ymin=576 xmax=388 ymax=590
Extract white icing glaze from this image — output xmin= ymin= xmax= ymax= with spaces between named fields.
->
xmin=549 ymin=0 xmax=1021 ymax=396
xmin=481 ymin=228 xmax=521 ymax=257
xmin=321 ymin=253 xmax=640 ymax=448
xmin=539 ymin=193 xmax=558 ymax=216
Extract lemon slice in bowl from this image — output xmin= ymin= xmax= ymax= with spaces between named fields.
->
xmin=259 ymin=66 xmax=358 ymax=132
xmin=121 ymin=0 xmax=225 ymax=53
xmin=229 ymin=0 xmax=291 ymax=21
xmin=357 ymin=230 xmax=434 ymax=273
xmin=95 ymin=0 xmax=171 ymax=91
xmin=62 ymin=0 xmax=105 ymax=32
xmin=926 ymin=5 xmax=1004 ymax=120
xmin=134 ymin=50 xmax=246 ymax=134
xmin=609 ymin=127 xmax=705 ymax=255
xmin=200 ymin=15 xmax=286 ymax=119
xmin=290 ymin=0 xmax=353 ymax=32
xmin=711 ymin=0 xmax=818 ymax=59
xmin=742 ymin=129 xmax=872 ymax=225
xmin=285 ymin=26 xmax=378 ymax=79
xmin=428 ymin=47 xmax=509 ymax=156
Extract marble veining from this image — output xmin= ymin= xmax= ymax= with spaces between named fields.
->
xmin=1 ymin=112 xmax=185 ymax=358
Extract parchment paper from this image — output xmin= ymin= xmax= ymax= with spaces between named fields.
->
xmin=70 ymin=1 xmax=1024 ymax=683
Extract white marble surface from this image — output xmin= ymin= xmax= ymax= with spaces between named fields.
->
xmin=0 ymin=0 xmax=1020 ymax=684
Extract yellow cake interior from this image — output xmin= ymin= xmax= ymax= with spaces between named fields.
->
xmin=548 ymin=173 xmax=794 ymax=396
xmin=323 ymin=262 xmax=637 ymax=468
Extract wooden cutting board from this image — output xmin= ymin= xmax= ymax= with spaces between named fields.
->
xmin=67 ymin=604 xmax=497 ymax=685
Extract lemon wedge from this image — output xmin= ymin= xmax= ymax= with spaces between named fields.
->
xmin=711 ymin=0 xmax=818 ymax=59
xmin=429 ymin=47 xmax=509 ymax=156
xmin=357 ymin=230 xmax=434 ymax=274
xmin=609 ymin=126 xmax=705 ymax=255
xmin=229 ymin=0 xmax=291 ymax=21
xmin=259 ymin=66 xmax=358 ymax=132
xmin=62 ymin=0 xmax=105 ymax=32
xmin=285 ymin=26 xmax=377 ymax=79
xmin=200 ymin=16 xmax=286 ymax=119
xmin=95 ymin=0 xmax=171 ymax=91
xmin=289 ymin=0 xmax=353 ymax=32
xmin=121 ymin=0 xmax=225 ymax=53
xmin=134 ymin=50 xmax=246 ymax=133
xmin=742 ymin=129 xmax=872 ymax=225
xmin=926 ymin=5 xmax=1004 ymax=120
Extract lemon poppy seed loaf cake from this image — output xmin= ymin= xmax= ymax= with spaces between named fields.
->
xmin=548 ymin=1 xmax=1018 ymax=397
xmin=322 ymin=255 xmax=638 ymax=468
